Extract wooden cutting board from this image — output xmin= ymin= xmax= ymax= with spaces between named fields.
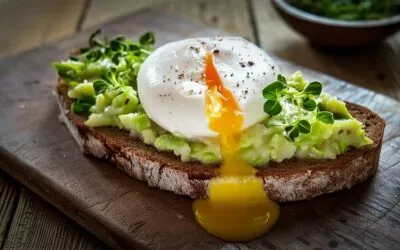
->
xmin=1 ymin=10 xmax=399 ymax=249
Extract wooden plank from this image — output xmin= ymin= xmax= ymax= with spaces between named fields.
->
xmin=0 ymin=0 xmax=85 ymax=59
xmin=82 ymin=0 xmax=164 ymax=29
xmin=84 ymin=0 xmax=255 ymax=41
xmin=2 ymin=188 xmax=108 ymax=250
xmin=0 ymin=9 xmax=399 ymax=249
xmin=155 ymin=0 xmax=255 ymax=42
xmin=252 ymin=0 xmax=400 ymax=101
xmin=0 ymin=170 xmax=20 ymax=248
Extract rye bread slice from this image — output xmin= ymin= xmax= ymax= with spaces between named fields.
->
xmin=56 ymin=79 xmax=385 ymax=202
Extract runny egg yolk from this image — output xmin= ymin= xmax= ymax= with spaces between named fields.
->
xmin=192 ymin=53 xmax=279 ymax=242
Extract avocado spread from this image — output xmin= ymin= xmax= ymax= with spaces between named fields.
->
xmin=54 ymin=31 xmax=372 ymax=166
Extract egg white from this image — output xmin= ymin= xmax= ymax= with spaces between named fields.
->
xmin=137 ymin=37 xmax=279 ymax=139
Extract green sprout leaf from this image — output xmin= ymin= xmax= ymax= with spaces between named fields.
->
xmin=304 ymin=81 xmax=322 ymax=96
xmin=317 ymin=111 xmax=334 ymax=124
xmin=264 ymin=99 xmax=282 ymax=116
xmin=262 ymin=81 xmax=286 ymax=100
xmin=129 ymin=44 xmax=141 ymax=51
xmin=139 ymin=32 xmax=155 ymax=46
xmin=277 ymin=74 xmax=287 ymax=84
xmin=72 ymin=100 xmax=93 ymax=115
xmin=286 ymin=126 xmax=299 ymax=142
xmin=110 ymin=39 xmax=127 ymax=51
xmin=302 ymin=96 xmax=317 ymax=111
xmin=297 ymin=120 xmax=311 ymax=134
xmin=89 ymin=29 xmax=104 ymax=48
xmin=85 ymin=49 xmax=102 ymax=62
xmin=285 ymin=119 xmax=311 ymax=141
xmin=285 ymin=125 xmax=294 ymax=133
xmin=93 ymin=79 xmax=109 ymax=95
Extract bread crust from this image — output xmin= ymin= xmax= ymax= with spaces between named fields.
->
xmin=56 ymin=80 xmax=385 ymax=202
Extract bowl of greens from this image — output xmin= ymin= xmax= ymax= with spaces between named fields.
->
xmin=272 ymin=0 xmax=400 ymax=47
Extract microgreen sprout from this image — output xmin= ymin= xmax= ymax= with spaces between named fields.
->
xmin=54 ymin=29 xmax=155 ymax=116
xmin=262 ymin=74 xmax=338 ymax=141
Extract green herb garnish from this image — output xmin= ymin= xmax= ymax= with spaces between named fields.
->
xmin=264 ymin=99 xmax=283 ymax=116
xmin=54 ymin=29 xmax=155 ymax=116
xmin=262 ymin=74 xmax=337 ymax=141
xmin=303 ymin=81 xmax=322 ymax=96
xmin=317 ymin=111 xmax=335 ymax=124
xmin=302 ymin=96 xmax=317 ymax=111
xmin=72 ymin=99 xmax=94 ymax=115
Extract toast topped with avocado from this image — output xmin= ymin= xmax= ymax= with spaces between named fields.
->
xmin=54 ymin=31 xmax=385 ymax=202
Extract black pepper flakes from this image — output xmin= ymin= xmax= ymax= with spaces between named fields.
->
xmin=178 ymin=73 xmax=184 ymax=79
xmin=213 ymin=49 xmax=220 ymax=54
xmin=247 ymin=61 xmax=255 ymax=66
xmin=231 ymin=73 xmax=234 ymax=77
xmin=189 ymin=46 xmax=200 ymax=53
xmin=239 ymin=62 xmax=246 ymax=68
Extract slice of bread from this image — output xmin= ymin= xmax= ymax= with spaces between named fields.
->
xmin=56 ymin=79 xmax=385 ymax=202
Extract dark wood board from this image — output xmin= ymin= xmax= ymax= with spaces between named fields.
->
xmin=0 ymin=9 xmax=399 ymax=250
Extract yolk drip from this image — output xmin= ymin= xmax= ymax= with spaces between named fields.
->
xmin=192 ymin=53 xmax=280 ymax=242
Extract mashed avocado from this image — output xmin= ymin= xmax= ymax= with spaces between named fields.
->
xmin=54 ymin=31 xmax=372 ymax=166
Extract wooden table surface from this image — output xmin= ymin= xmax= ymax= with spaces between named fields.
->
xmin=0 ymin=0 xmax=399 ymax=249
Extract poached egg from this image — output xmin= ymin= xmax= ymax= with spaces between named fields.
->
xmin=137 ymin=37 xmax=279 ymax=139
xmin=138 ymin=37 xmax=279 ymax=241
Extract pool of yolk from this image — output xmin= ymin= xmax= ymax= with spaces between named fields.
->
xmin=192 ymin=53 xmax=279 ymax=242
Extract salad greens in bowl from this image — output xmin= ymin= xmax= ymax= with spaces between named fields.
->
xmin=272 ymin=0 xmax=400 ymax=47
xmin=287 ymin=0 xmax=400 ymax=21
